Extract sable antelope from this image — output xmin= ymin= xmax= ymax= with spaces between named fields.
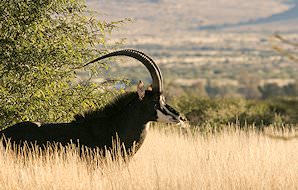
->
xmin=0 ymin=49 xmax=186 ymax=156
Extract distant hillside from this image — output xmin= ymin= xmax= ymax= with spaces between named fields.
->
xmin=200 ymin=2 xmax=298 ymax=31
xmin=87 ymin=0 xmax=296 ymax=38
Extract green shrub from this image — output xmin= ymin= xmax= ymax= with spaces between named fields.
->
xmin=173 ymin=95 xmax=298 ymax=127
xmin=0 ymin=0 xmax=124 ymax=128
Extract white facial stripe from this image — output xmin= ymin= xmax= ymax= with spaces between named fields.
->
xmin=157 ymin=110 xmax=177 ymax=123
xmin=160 ymin=96 xmax=166 ymax=105
xmin=156 ymin=95 xmax=182 ymax=123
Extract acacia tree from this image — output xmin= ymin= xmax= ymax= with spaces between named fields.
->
xmin=0 ymin=0 xmax=123 ymax=128
xmin=272 ymin=34 xmax=298 ymax=62
xmin=270 ymin=34 xmax=298 ymax=97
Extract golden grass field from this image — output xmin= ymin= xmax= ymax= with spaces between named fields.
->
xmin=0 ymin=125 xmax=297 ymax=190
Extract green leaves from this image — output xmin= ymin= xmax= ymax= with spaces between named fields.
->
xmin=173 ymin=95 xmax=298 ymax=127
xmin=0 ymin=0 xmax=123 ymax=128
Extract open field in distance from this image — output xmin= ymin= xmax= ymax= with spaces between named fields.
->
xmin=100 ymin=31 xmax=298 ymax=99
xmin=0 ymin=125 xmax=297 ymax=189
xmin=119 ymin=32 xmax=298 ymax=82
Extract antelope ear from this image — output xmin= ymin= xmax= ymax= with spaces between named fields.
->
xmin=137 ymin=80 xmax=145 ymax=100
xmin=147 ymin=84 xmax=153 ymax=91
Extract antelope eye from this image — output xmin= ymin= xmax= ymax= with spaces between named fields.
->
xmin=154 ymin=102 xmax=160 ymax=109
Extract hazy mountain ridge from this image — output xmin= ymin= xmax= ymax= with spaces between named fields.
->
xmin=201 ymin=1 xmax=298 ymax=31
xmin=87 ymin=0 xmax=297 ymax=38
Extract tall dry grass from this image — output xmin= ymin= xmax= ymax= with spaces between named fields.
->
xmin=0 ymin=125 xmax=297 ymax=190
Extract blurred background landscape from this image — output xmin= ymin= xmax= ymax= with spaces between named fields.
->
xmin=1 ymin=1 xmax=297 ymax=188
xmin=1 ymin=0 xmax=296 ymax=127
xmin=86 ymin=0 xmax=298 ymax=98
xmin=85 ymin=0 xmax=298 ymax=125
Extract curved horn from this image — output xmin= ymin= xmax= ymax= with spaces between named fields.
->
xmin=83 ymin=49 xmax=164 ymax=93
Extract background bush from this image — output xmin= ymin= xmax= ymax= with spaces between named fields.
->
xmin=173 ymin=95 xmax=298 ymax=127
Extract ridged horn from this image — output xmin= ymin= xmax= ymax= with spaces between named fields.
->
xmin=83 ymin=49 xmax=163 ymax=93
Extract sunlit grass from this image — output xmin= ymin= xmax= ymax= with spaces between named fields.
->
xmin=0 ymin=125 xmax=297 ymax=189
